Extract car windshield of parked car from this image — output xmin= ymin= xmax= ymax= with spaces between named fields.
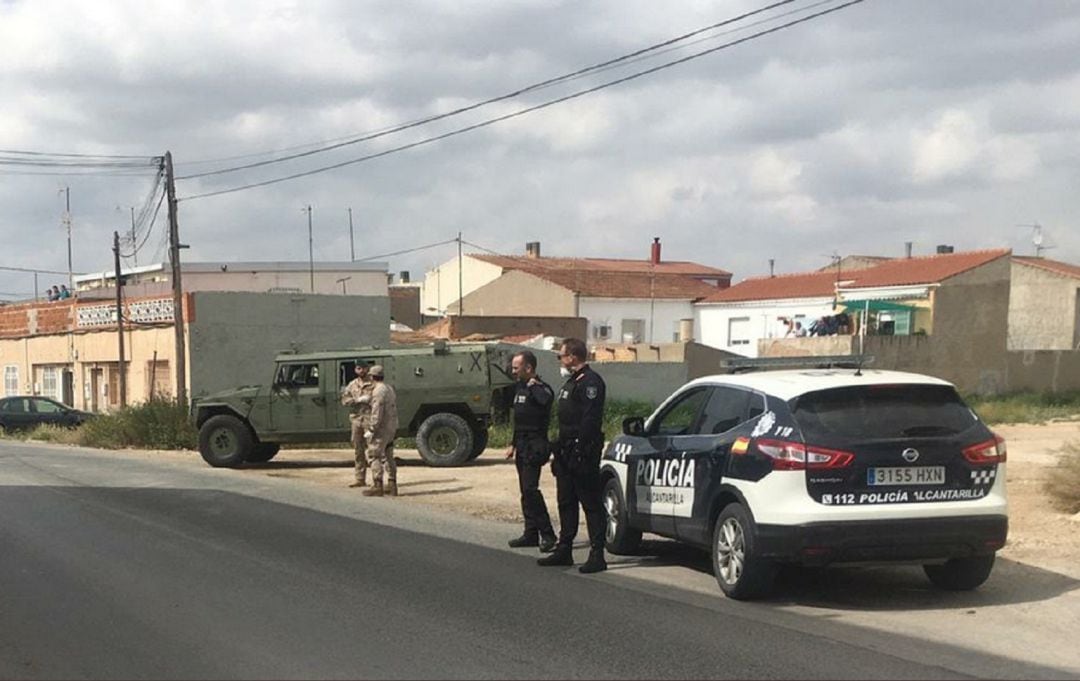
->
xmin=32 ymin=399 xmax=64 ymax=413
xmin=791 ymin=384 xmax=979 ymax=440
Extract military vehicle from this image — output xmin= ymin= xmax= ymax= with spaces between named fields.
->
xmin=193 ymin=341 xmax=520 ymax=468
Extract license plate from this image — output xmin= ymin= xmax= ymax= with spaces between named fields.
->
xmin=867 ymin=466 xmax=945 ymax=486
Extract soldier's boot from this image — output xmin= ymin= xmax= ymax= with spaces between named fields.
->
xmin=384 ymin=480 xmax=398 ymax=497
xmin=362 ymin=480 xmax=384 ymax=497
xmin=537 ymin=544 xmax=573 ymax=567
xmin=348 ymin=468 xmax=368 ymax=488
xmin=578 ymin=548 xmax=608 ymax=574
xmin=539 ymin=532 xmax=558 ymax=554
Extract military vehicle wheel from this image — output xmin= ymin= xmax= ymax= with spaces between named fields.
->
xmin=246 ymin=443 xmax=281 ymax=463
xmin=467 ymin=427 xmax=489 ymax=461
xmin=416 ymin=413 xmax=474 ymax=467
xmin=199 ymin=414 xmax=254 ymax=468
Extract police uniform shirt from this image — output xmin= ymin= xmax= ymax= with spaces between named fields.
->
xmin=557 ymin=365 xmax=606 ymax=442
xmin=512 ymin=378 xmax=553 ymax=439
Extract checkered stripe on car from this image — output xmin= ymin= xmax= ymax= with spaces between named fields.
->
xmin=970 ymin=468 xmax=996 ymax=485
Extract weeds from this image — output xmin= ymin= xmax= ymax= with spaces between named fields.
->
xmin=967 ymin=391 xmax=1080 ymax=425
xmin=78 ymin=399 xmax=197 ymax=450
xmin=1045 ymin=441 xmax=1080 ymax=515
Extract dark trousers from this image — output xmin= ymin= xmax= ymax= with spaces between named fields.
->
xmin=554 ymin=443 xmax=605 ymax=551
xmin=515 ymin=450 xmax=555 ymax=539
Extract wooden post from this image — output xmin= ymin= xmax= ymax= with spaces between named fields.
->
xmin=164 ymin=152 xmax=187 ymax=406
xmin=113 ymin=231 xmax=127 ymax=408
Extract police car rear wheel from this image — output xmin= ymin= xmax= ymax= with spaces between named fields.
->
xmin=923 ymin=554 xmax=995 ymax=591
xmin=712 ymin=503 xmax=776 ymax=600
xmin=602 ymin=477 xmax=642 ymax=555
xmin=416 ymin=413 xmax=474 ymax=467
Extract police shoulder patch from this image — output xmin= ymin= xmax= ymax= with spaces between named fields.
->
xmin=586 ymin=386 xmax=598 ymax=399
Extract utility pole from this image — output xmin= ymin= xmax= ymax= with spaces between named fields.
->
xmin=130 ymin=206 xmax=138 ymax=266
xmin=60 ymin=186 xmax=73 ymax=291
xmin=113 ymin=231 xmax=127 ymax=408
xmin=305 ymin=205 xmax=314 ymax=293
xmin=347 ymin=207 xmax=355 ymax=262
xmin=164 ymin=151 xmax=188 ymax=406
xmin=457 ymin=231 xmax=463 ymax=316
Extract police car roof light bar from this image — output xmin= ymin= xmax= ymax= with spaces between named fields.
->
xmin=720 ymin=354 xmax=875 ymax=375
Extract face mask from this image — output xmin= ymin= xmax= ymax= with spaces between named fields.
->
xmin=559 ymin=367 xmax=573 ymax=378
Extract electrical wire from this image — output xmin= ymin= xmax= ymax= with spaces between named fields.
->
xmin=355 ymin=237 xmax=461 ymax=263
xmin=182 ymin=0 xmax=863 ymax=201
xmin=176 ymin=0 xmax=801 ymax=180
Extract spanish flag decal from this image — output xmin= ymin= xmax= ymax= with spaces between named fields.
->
xmin=732 ymin=437 xmax=750 ymax=455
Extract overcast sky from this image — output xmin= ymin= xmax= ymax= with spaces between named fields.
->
xmin=2 ymin=0 xmax=1078 ymax=299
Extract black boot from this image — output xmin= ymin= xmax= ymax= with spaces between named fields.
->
xmin=578 ymin=548 xmax=607 ymax=574
xmin=508 ymin=533 xmax=539 ymax=549
xmin=537 ymin=545 xmax=573 ymax=566
xmin=539 ymin=533 xmax=557 ymax=554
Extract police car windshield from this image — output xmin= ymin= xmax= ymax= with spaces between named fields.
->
xmin=791 ymin=384 xmax=978 ymax=440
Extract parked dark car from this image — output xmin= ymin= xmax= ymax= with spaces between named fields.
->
xmin=0 ymin=396 xmax=93 ymax=431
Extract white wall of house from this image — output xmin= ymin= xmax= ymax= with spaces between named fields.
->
xmin=421 ymin=255 xmax=504 ymax=315
xmin=694 ymin=297 xmax=836 ymax=357
xmin=577 ymin=298 xmax=695 ymax=344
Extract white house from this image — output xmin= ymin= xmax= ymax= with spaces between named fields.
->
xmin=422 ymin=239 xmax=731 ymax=344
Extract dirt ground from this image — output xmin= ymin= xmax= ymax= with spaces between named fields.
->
xmin=232 ymin=420 xmax=1080 ymax=579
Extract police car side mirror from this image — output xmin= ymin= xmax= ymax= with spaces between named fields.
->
xmin=623 ymin=416 xmax=645 ymax=437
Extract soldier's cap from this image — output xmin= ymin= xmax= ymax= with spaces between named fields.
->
xmin=369 ymin=364 xmax=385 ymax=378
xmin=355 ymin=359 xmax=373 ymax=367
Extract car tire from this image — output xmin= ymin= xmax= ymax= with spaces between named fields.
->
xmin=467 ymin=426 xmax=489 ymax=461
xmin=416 ymin=412 xmax=474 ymax=467
xmin=246 ymin=443 xmax=281 ymax=463
xmin=198 ymin=415 xmax=255 ymax=468
xmin=603 ymin=477 xmax=642 ymax=555
xmin=712 ymin=503 xmax=776 ymax=600
xmin=923 ymin=554 xmax=995 ymax=591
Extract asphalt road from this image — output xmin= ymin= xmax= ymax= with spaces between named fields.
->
xmin=0 ymin=441 xmax=1069 ymax=680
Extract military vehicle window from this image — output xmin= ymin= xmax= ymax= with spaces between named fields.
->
xmin=652 ymin=388 xmax=709 ymax=436
xmin=698 ymin=387 xmax=753 ymax=435
xmin=339 ymin=362 xmax=356 ymax=388
xmin=276 ymin=363 xmax=320 ymax=388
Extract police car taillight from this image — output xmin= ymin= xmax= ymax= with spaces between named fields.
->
xmin=753 ymin=439 xmax=854 ymax=471
xmin=963 ymin=434 xmax=1007 ymax=464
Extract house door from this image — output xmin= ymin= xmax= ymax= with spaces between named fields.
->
xmin=61 ymin=370 xmax=74 ymax=406
xmin=90 ymin=368 xmax=102 ymax=412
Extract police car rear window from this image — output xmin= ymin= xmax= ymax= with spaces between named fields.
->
xmin=790 ymin=384 xmax=978 ymax=440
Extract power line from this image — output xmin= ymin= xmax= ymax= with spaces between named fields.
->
xmin=0 ymin=265 xmax=74 ymax=275
xmin=0 ymin=149 xmax=157 ymax=160
xmin=355 ymin=237 xmax=460 ymax=262
xmin=182 ymin=0 xmax=864 ymax=201
xmin=176 ymin=0 xmax=801 ymax=180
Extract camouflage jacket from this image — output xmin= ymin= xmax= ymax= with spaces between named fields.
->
xmin=369 ymin=382 xmax=399 ymax=438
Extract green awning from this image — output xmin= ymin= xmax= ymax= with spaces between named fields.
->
xmin=839 ymin=299 xmax=919 ymax=313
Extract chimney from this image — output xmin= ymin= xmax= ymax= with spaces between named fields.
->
xmin=936 ymin=244 xmax=954 ymax=254
xmin=399 ymin=270 xmax=410 ymax=284
xmin=905 ymin=242 xmax=912 ymax=259
xmin=650 ymin=237 xmax=661 ymax=265
xmin=525 ymin=241 xmax=541 ymax=259
xmin=769 ymin=259 xmax=775 ymax=277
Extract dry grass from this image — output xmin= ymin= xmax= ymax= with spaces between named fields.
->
xmin=1045 ymin=441 xmax=1080 ymax=514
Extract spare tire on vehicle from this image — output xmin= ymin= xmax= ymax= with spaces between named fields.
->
xmin=416 ymin=412 xmax=474 ymax=467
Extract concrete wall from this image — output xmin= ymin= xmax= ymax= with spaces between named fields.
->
xmin=390 ymin=286 xmax=422 ymax=329
xmin=1008 ymin=261 xmax=1080 ymax=350
xmin=447 ymin=269 xmax=575 ymax=317
xmin=186 ymin=292 xmax=390 ymax=400
xmin=1005 ymin=350 xmax=1080 ymax=392
xmin=696 ymin=297 xmax=837 ymax=357
xmin=577 ymin=298 xmax=694 ymax=345
xmin=421 ymin=255 xmax=503 ymax=314
xmin=591 ymin=361 xmax=687 ymax=405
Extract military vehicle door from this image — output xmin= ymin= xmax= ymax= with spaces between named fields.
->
xmin=269 ymin=360 xmax=331 ymax=434
xmin=332 ymin=357 xmax=389 ymax=431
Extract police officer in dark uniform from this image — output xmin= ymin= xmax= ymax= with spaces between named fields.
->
xmin=537 ymin=337 xmax=608 ymax=574
xmin=505 ymin=350 xmax=558 ymax=552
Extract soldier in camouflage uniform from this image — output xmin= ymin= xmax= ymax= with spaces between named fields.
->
xmin=362 ymin=365 xmax=400 ymax=497
xmin=341 ymin=361 xmax=374 ymax=488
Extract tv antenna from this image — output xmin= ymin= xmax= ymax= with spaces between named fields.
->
xmin=1018 ymin=223 xmax=1055 ymax=258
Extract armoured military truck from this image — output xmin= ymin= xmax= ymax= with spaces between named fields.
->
xmin=193 ymin=341 xmax=519 ymax=468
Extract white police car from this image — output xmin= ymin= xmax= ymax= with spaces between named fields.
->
xmin=600 ymin=367 xmax=1007 ymax=600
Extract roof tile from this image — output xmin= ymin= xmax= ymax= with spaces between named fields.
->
xmin=1012 ymin=255 xmax=1080 ymax=280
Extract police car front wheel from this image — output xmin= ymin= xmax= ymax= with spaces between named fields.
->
xmin=711 ymin=503 xmax=776 ymax=600
xmin=602 ymin=478 xmax=641 ymax=555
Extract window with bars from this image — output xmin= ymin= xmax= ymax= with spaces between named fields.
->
xmin=4 ymin=366 xmax=18 ymax=396
xmin=41 ymin=366 xmax=58 ymax=399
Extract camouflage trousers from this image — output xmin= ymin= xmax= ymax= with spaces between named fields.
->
xmin=349 ymin=417 xmax=368 ymax=482
xmin=366 ymin=435 xmax=397 ymax=485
